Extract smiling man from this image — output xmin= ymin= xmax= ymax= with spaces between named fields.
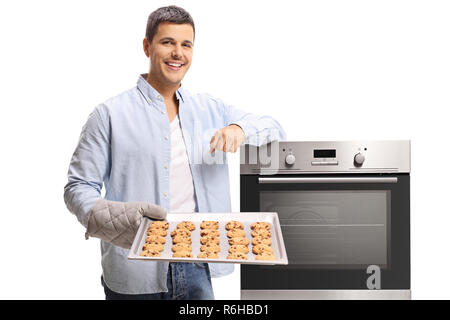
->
xmin=64 ymin=6 xmax=286 ymax=300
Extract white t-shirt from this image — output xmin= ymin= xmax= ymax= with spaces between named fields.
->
xmin=169 ymin=114 xmax=196 ymax=213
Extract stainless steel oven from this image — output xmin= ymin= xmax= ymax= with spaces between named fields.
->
xmin=240 ymin=141 xmax=410 ymax=300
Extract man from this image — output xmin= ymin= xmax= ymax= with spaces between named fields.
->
xmin=64 ymin=5 xmax=286 ymax=300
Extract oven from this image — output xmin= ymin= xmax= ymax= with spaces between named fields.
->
xmin=240 ymin=141 xmax=410 ymax=300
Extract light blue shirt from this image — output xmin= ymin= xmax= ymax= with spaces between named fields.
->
xmin=64 ymin=74 xmax=286 ymax=294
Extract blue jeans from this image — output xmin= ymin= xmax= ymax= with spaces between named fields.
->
xmin=102 ymin=262 xmax=215 ymax=300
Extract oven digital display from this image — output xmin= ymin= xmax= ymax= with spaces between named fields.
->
xmin=314 ymin=149 xmax=336 ymax=158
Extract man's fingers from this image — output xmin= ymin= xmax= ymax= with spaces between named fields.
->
xmin=224 ymin=132 xmax=239 ymax=153
xmin=210 ymin=131 xmax=223 ymax=153
xmin=210 ymin=132 xmax=218 ymax=153
xmin=210 ymin=127 xmax=245 ymax=154
xmin=232 ymin=135 xmax=238 ymax=153
xmin=140 ymin=203 xmax=167 ymax=220
xmin=223 ymin=132 xmax=229 ymax=152
xmin=216 ymin=133 xmax=224 ymax=152
xmin=209 ymin=137 xmax=215 ymax=154
xmin=224 ymin=133 xmax=235 ymax=152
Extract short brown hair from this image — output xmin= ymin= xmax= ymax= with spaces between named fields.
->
xmin=145 ymin=6 xmax=195 ymax=43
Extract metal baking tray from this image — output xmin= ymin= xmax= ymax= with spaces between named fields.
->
xmin=128 ymin=212 xmax=288 ymax=265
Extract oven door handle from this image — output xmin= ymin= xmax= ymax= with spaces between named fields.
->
xmin=258 ymin=177 xmax=398 ymax=184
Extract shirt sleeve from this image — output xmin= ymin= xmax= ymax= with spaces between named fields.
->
xmin=63 ymin=105 xmax=111 ymax=227
xmin=219 ymin=99 xmax=287 ymax=147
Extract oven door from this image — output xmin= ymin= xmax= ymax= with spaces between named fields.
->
xmin=240 ymin=173 xmax=410 ymax=290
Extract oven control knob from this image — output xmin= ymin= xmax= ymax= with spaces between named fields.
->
xmin=285 ymin=154 xmax=296 ymax=165
xmin=354 ymin=153 xmax=365 ymax=166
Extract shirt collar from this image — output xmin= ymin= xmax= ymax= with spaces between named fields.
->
xmin=137 ymin=74 xmax=185 ymax=105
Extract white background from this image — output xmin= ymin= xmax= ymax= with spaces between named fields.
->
xmin=0 ymin=0 xmax=449 ymax=299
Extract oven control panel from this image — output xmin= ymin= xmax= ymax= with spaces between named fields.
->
xmin=353 ymin=152 xmax=365 ymax=166
xmin=285 ymin=153 xmax=296 ymax=165
xmin=240 ymin=140 xmax=410 ymax=174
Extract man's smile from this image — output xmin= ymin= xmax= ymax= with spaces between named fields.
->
xmin=165 ymin=61 xmax=184 ymax=71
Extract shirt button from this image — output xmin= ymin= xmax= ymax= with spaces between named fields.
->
xmin=163 ymin=192 xmax=168 ymax=197
xmin=164 ymin=136 xmax=169 ymax=140
xmin=161 ymin=110 xmax=166 ymax=114
xmin=148 ymin=99 xmax=152 ymax=104
xmin=157 ymin=95 xmax=162 ymax=101
xmin=164 ymin=165 xmax=168 ymax=169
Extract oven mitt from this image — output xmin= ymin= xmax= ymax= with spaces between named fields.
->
xmin=85 ymin=199 xmax=167 ymax=249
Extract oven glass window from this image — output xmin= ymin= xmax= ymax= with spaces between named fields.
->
xmin=260 ymin=190 xmax=391 ymax=269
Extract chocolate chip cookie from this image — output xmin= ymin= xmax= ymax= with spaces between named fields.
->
xmin=197 ymin=252 xmax=219 ymax=259
xmin=200 ymin=229 xmax=220 ymax=237
xmin=255 ymin=252 xmax=276 ymax=261
xmin=225 ymin=221 xmax=244 ymax=230
xmin=200 ymin=221 xmax=219 ymax=230
xmin=171 ymin=235 xmax=192 ymax=244
xmin=252 ymin=244 xmax=274 ymax=255
xmin=251 ymin=236 xmax=272 ymax=246
xmin=171 ymin=243 xmax=192 ymax=252
xmin=250 ymin=222 xmax=271 ymax=231
xmin=147 ymin=228 xmax=167 ymax=237
xmin=172 ymin=251 xmax=194 ymax=258
xmin=251 ymin=229 xmax=271 ymax=238
xmin=227 ymin=229 xmax=246 ymax=238
xmin=227 ymin=252 xmax=248 ymax=260
xmin=145 ymin=235 xmax=166 ymax=244
xmin=228 ymin=237 xmax=250 ymax=246
xmin=149 ymin=221 xmax=169 ymax=230
xmin=200 ymin=236 xmax=220 ymax=245
xmin=200 ymin=243 xmax=220 ymax=253
xmin=140 ymin=250 xmax=161 ymax=257
xmin=176 ymin=221 xmax=196 ymax=231
xmin=142 ymin=243 xmax=164 ymax=252
xmin=170 ymin=229 xmax=191 ymax=238
xmin=228 ymin=244 xmax=250 ymax=254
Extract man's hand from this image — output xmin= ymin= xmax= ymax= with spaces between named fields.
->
xmin=85 ymin=199 xmax=167 ymax=249
xmin=209 ymin=124 xmax=245 ymax=154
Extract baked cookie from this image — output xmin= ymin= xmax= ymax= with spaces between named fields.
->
xmin=172 ymin=235 xmax=192 ymax=244
xmin=149 ymin=221 xmax=169 ymax=230
xmin=171 ymin=243 xmax=192 ymax=252
xmin=170 ymin=229 xmax=191 ymax=238
xmin=200 ymin=229 xmax=220 ymax=237
xmin=172 ymin=251 xmax=194 ymax=258
xmin=146 ymin=228 xmax=167 ymax=237
xmin=227 ymin=252 xmax=248 ymax=260
xmin=227 ymin=229 xmax=246 ymax=238
xmin=228 ymin=237 xmax=250 ymax=246
xmin=200 ymin=243 xmax=220 ymax=253
xmin=251 ymin=229 xmax=271 ymax=238
xmin=252 ymin=244 xmax=274 ymax=254
xmin=139 ymin=250 xmax=161 ymax=257
xmin=252 ymin=236 xmax=272 ymax=246
xmin=200 ymin=221 xmax=219 ymax=230
xmin=225 ymin=221 xmax=244 ymax=230
xmin=250 ymin=222 xmax=271 ymax=231
xmin=145 ymin=235 xmax=166 ymax=244
xmin=142 ymin=243 xmax=164 ymax=252
xmin=197 ymin=252 xmax=219 ymax=259
xmin=200 ymin=236 xmax=220 ymax=245
xmin=255 ymin=252 xmax=276 ymax=261
xmin=176 ymin=221 xmax=196 ymax=231
xmin=228 ymin=244 xmax=250 ymax=254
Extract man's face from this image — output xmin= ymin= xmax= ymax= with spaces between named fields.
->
xmin=144 ymin=22 xmax=194 ymax=87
